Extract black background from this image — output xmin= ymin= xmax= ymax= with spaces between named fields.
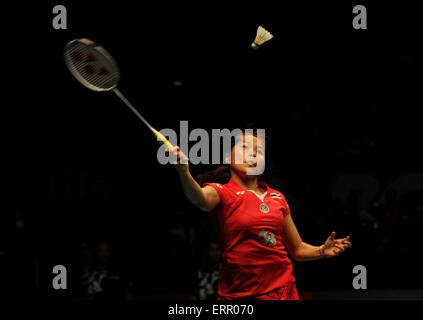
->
xmin=4 ymin=0 xmax=423 ymax=302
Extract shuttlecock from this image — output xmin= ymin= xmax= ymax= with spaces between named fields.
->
xmin=251 ymin=26 xmax=273 ymax=49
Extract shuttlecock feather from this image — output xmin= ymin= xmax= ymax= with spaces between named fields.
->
xmin=251 ymin=26 xmax=273 ymax=49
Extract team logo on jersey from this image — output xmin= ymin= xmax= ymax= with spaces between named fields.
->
xmin=258 ymin=229 xmax=277 ymax=247
xmin=259 ymin=203 xmax=269 ymax=213
xmin=270 ymin=193 xmax=282 ymax=199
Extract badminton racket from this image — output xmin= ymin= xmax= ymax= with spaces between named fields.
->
xmin=63 ymin=38 xmax=174 ymax=149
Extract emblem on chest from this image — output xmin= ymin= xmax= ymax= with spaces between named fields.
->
xmin=259 ymin=203 xmax=269 ymax=213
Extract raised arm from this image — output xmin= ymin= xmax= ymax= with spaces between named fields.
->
xmin=168 ymin=146 xmax=220 ymax=212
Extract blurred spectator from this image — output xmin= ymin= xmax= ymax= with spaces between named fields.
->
xmin=165 ymin=210 xmax=197 ymax=297
xmin=79 ymin=240 xmax=132 ymax=301
xmin=190 ymin=236 xmax=221 ymax=300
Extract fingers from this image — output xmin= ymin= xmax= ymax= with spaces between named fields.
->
xmin=343 ymin=241 xmax=352 ymax=248
xmin=328 ymin=245 xmax=344 ymax=256
xmin=329 ymin=243 xmax=350 ymax=256
xmin=345 ymin=236 xmax=352 ymax=247
xmin=166 ymin=146 xmax=189 ymax=164
xmin=165 ymin=146 xmax=179 ymax=154
xmin=339 ymin=236 xmax=352 ymax=248
xmin=342 ymin=236 xmax=351 ymax=241
xmin=334 ymin=244 xmax=346 ymax=253
xmin=324 ymin=233 xmax=352 ymax=257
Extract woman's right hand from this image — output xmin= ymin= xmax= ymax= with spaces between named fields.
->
xmin=166 ymin=146 xmax=190 ymax=175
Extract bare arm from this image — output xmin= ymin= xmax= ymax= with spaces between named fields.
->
xmin=282 ymin=214 xmax=352 ymax=261
xmin=282 ymin=214 xmax=324 ymax=261
xmin=169 ymin=146 xmax=220 ymax=212
xmin=178 ymin=171 xmax=220 ymax=211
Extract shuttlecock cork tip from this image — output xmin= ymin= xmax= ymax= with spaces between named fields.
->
xmin=251 ymin=42 xmax=260 ymax=49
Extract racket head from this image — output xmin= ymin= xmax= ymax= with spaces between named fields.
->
xmin=64 ymin=39 xmax=120 ymax=92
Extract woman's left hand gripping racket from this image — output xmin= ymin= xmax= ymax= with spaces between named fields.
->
xmin=63 ymin=38 xmax=173 ymax=149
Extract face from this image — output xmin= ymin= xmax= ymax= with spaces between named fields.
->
xmin=227 ymin=133 xmax=265 ymax=177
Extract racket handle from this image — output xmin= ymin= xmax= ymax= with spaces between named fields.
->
xmin=153 ymin=129 xmax=174 ymax=149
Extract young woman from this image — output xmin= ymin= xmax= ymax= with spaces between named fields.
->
xmin=166 ymin=131 xmax=351 ymax=300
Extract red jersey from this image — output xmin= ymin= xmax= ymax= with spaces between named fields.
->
xmin=203 ymin=178 xmax=295 ymax=299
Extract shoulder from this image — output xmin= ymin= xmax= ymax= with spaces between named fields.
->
xmin=268 ymin=189 xmax=285 ymax=200
xmin=202 ymin=181 xmax=237 ymax=205
xmin=264 ymin=184 xmax=284 ymax=198
xmin=267 ymin=186 xmax=291 ymax=211
xmin=202 ymin=182 xmax=225 ymax=193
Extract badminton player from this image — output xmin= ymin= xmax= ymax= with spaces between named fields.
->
xmin=166 ymin=130 xmax=351 ymax=300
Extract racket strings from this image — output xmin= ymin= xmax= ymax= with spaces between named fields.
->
xmin=64 ymin=43 xmax=119 ymax=91
xmin=64 ymin=38 xmax=174 ymax=149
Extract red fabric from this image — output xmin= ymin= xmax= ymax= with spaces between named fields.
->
xmin=203 ymin=178 xmax=296 ymax=300
xmin=253 ymin=283 xmax=299 ymax=300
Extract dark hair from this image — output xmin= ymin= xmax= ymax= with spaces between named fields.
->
xmin=197 ymin=165 xmax=231 ymax=186
xmin=197 ymin=125 xmax=272 ymax=186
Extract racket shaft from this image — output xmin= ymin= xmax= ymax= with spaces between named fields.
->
xmin=112 ymin=88 xmax=174 ymax=148
xmin=112 ymin=88 xmax=153 ymax=130
xmin=154 ymin=130 xmax=174 ymax=149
